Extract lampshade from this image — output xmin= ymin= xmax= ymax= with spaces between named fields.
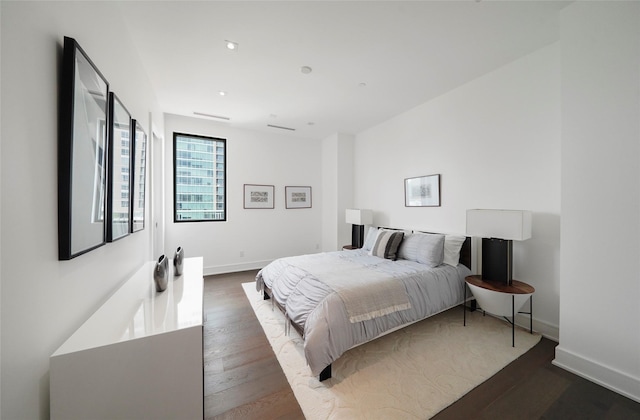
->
xmin=345 ymin=209 xmax=373 ymax=225
xmin=466 ymin=209 xmax=532 ymax=240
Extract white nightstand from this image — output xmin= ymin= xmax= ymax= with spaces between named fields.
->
xmin=463 ymin=275 xmax=534 ymax=346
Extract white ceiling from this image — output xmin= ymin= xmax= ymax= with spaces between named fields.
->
xmin=118 ymin=1 xmax=569 ymax=140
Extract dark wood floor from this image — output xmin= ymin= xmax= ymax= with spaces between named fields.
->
xmin=204 ymin=270 xmax=304 ymax=419
xmin=204 ymin=270 xmax=640 ymax=419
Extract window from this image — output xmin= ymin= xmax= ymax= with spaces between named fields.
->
xmin=174 ymin=133 xmax=226 ymax=222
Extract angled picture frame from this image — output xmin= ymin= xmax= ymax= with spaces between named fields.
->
xmin=131 ymin=119 xmax=147 ymax=232
xmin=106 ymin=92 xmax=131 ymax=242
xmin=58 ymin=36 xmax=109 ymax=260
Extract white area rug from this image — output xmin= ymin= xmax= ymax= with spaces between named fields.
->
xmin=242 ymin=282 xmax=541 ymax=419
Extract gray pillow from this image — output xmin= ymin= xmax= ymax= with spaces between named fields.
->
xmin=398 ymin=233 xmax=444 ymax=267
xmin=398 ymin=233 xmax=419 ymax=261
xmin=416 ymin=233 xmax=445 ymax=267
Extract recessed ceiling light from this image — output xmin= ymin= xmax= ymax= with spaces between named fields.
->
xmin=218 ymin=91 xmax=227 ymax=96
xmin=225 ymin=40 xmax=238 ymax=51
xmin=300 ymin=66 xmax=312 ymax=74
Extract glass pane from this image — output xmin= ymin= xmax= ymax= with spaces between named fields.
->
xmin=70 ymin=46 xmax=108 ymax=255
xmin=174 ymin=134 xmax=226 ymax=222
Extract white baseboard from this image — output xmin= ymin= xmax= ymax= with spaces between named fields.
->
xmin=553 ymin=346 xmax=640 ymax=403
xmin=204 ymin=260 xmax=273 ymax=276
xmin=473 ymin=310 xmax=559 ymax=342
xmin=514 ymin=313 xmax=559 ymax=342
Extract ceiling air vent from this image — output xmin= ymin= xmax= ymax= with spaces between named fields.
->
xmin=267 ymin=124 xmax=296 ymax=131
xmin=193 ymin=112 xmax=231 ymax=121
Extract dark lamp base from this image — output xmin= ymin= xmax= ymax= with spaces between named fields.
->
xmin=351 ymin=224 xmax=365 ymax=248
xmin=481 ymin=238 xmax=513 ymax=285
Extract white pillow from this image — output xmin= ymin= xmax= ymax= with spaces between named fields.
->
xmin=443 ymin=235 xmax=466 ymax=266
xmin=362 ymin=226 xmax=379 ymax=251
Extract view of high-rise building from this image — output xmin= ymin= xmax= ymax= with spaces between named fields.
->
xmin=132 ymin=123 xmax=147 ymax=231
xmin=174 ymin=133 xmax=226 ymax=221
xmin=108 ymin=93 xmax=131 ymax=241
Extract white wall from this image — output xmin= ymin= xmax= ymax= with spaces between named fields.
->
xmin=354 ymin=43 xmax=562 ymax=339
xmin=321 ymin=133 xmax=355 ymax=251
xmin=163 ymin=114 xmax=323 ymax=275
xmin=555 ymin=1 xmax=640 ymax=402
xmin=0 ymin=1 xmax=2 ymax=417
xmin=0 ymin=3 xmax=3 ymax=414
xmin=0 ymin=2 xmax=161 ymax=418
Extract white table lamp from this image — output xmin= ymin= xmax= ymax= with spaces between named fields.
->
xmin=466 ymin=209 xmax=532 ymax=285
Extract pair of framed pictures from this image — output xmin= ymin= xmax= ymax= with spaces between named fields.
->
xmin=243 ymin=184 xmax=311 ymax=209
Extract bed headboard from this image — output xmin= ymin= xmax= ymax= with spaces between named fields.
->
xmin=459 ymin=236 xmax=472 ymax=271
xmin=414 ymin=230 xmax=471 ymax=271
xmin=379 ymin=227 xmax=472 ymax=271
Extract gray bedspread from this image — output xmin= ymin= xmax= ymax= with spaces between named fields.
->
xmin=267 ymin=252 xmax=412 ymax=323
xmin=255 ymin=249 xmax=471 ymax=376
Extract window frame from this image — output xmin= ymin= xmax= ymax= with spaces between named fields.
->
xmin=173 ymin=132 xmax=227 ymax=223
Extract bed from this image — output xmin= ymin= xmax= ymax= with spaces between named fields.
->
xmin=255 ymin=228 xmax=472 ymax=381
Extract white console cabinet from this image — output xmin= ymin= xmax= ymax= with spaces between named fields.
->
xmin=50 ymin=257 xmax=204 ymax=420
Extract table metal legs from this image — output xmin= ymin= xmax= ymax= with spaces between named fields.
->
xmin=507 ymin=295 xmax=533 ymax=347
xmin=464 ymin=288 xmax=533 ymax=347
xmin=463 ymin=282 xmax=467 ymax=326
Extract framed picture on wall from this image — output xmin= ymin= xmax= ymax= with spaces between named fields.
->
xmin=131 ymin=119 xmax=147 ymax=232
xmin=285 ymin=186 xmax=312 ymax=209
xmin=106 ymin=92 xmax=131 ymax=242
xmin=58 ymin=36 xmax=109 ymax=260
xmin=405 ymin=174 xmax=441 ymax=207
xmin=244 ymin=184 xmax=274 ymax=209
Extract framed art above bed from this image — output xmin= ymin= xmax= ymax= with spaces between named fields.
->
xmin=405 ymin=174 xmax=441 ymax=207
